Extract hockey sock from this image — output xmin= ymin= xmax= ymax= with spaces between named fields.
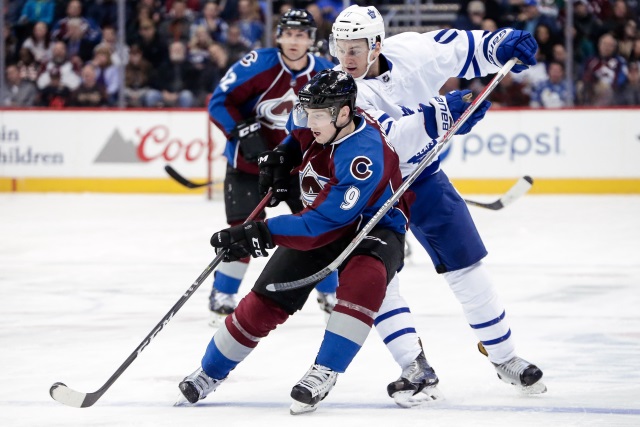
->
xmin=213 ymin=258 xmax=250 ymax=294
xmin=316 ymin=256 xmax=387 ymax=372
xmin=444 ymin=261 xmax=516 ymax=364
xmin=374 ymin=274 xmax=423 ymax=368
xmin=202 ymin=291 xmax=289 ymax=379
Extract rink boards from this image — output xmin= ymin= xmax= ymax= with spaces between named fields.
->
xmin=0 ymin=108 xmax=639 ymax=194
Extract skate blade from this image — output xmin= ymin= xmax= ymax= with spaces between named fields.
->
xmin=290 ymin=400 xmax=318 ymax=415
xmin=392 ymin=386 xmax=444 ymax=408
xmin=517 ymin=381 xmax=547 ymax=395
xmin=174 ymin=394 xmax=195 ymax=407
xmin=208 ymin=312 xmax=227 ymax=328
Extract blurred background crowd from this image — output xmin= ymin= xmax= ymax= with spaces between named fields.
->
xmin=2 ymin=0 xmax=639 ymax=109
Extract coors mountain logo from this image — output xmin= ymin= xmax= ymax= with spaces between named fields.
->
xmin=94 ymin=126 xmax=208 ymax=163
xmin=94 ymin=129 xmax=140 ymax=163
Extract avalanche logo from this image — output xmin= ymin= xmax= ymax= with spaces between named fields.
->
xmin=256 ymin=88 xmax=298 ymax=130
xmin=299 ymin=162 xmax=329 ymax=206
xmin=240 ymin=51 xmax=258 ymax=67
xmin=350 ymin=156 xmax=373 ymax=180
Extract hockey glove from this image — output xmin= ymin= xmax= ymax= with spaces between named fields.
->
xmin=210 ymin=221 xmax=273 ymax=262
xmin=495 ymin=30 xmax=538 ymax=73
xmin=258 ymin=149 xmax=293 ymax=207
xmin=421 ymin=89 xmax=491 ymax=138
xmin=234 ymin=117 xmax=268 ymax=162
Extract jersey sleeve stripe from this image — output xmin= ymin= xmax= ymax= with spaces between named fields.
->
xmin=440 ymin=31 xmax=458 ymax=44
xmin=457 ymin=31 xmax=475 ymax=78
xmin=471 ymin=57 xmax=481 ymax=77
xmin=433 ymin=29 xmax=449 ymax=42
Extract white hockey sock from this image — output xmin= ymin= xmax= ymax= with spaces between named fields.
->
xmin=444 ymin=261 xmax=516 ymax=364
xmin=374 ymin=275 xmax=422 ymax=369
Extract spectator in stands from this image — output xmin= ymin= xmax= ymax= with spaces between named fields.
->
xmin=306 ymin=3 xmax=333 ymax=42
xmin=36 ymin=41 xmax=81 ymax=91
xmin=453 ymin=0 xmax=486 ymax=31
xmin=37 ymin=68 xmax=72 ymax=107
xmin=514 ymin=0 xmax=561 ymax=40
xmin=196 ymin=41 xmax=229 ymax=105
xmin=64 ymin=17 xmax=97 ymax=63
xmin=534 ymin=23 xmax=557 ymax=63
xmin=602 ymin=0 xmax=635 ymax=37
xmin=573 ymin=0 xmax=604 ymax=46
xmin=91 ymin=43 xmax=120 ymax=105
xmin=51 ymin=0 xmax=102 ymax=45
xmin=188 ymin=25 xmax=214 ymax=71
xmin=145 ymin=41 xmax=197 ymax=108
xmin=135 ymin=20 xmax=168 ymax=68
xmin=21 ymin=21 xmax=52 ymax=65
xmin=126 ymin=0 xmax=164 ymax=44
xmin=236 ymin=0 xmax=264 ymax=48
xmin=16 ymin=48 xmax=40 ymax=83
xmin=530 ymin=61 xmax=572 ymax=108
xmin=3 ymin=64 xmax=38 ymax=107
xmin=99 ymin=25 xmax=128 ymax=67
xmin=124 ymin=44 xmax=153 ymax=107
xmin=481 ymin=18 xmax=498 ymax=32
xmin=580 ymin=32 xmax=628 ymax=105
xmin=616 ymin=19 xmax=638 ymax=61
xmin=489 ymin=72 xmax=530 ymax=107
xmin=19 ymin=0 xmax=55 ymax=26
xmin=166 ymin=0 xmax=202 ymax=15
xmin=630 ymin=39 xmax=640 ymax=63
xmin=4 ymin=24 xmax=19 ymax=65
xmin=160 ymin=0 xmax=193 ymax=43
xmin=191 ymin=1 xmax=229 ymax=43
xmin=70 ymin=63 xmax=108 ymax=107
xmin=84 ymin=0 xmax=118 ymax=28
xmin=225 ymin=23 xmax=251 ymax=64
xmin=615 ymin=60 xmax=640 ymax=105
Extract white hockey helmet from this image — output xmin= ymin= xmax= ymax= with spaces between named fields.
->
xmin=330 ymin=5 xmax=385 ymax=54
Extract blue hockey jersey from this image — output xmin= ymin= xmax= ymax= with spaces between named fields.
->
xmin=265 ymin=110 xmax=413 ymax=251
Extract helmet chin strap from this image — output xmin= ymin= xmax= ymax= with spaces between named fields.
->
xmin=352 ymin=50 xmax=377 ymax=81
xmin=326 ymin=113 xmax=354 ymax=144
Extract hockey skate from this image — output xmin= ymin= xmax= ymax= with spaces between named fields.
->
xmin=387 ymin=345 xmax=443 ymax=408
xmin=290 ymin=364 xmax=338 ymax=415
xmin=316 ymin=291 xmax=337 ymax=322
xmin=209 ymin=288 xmax=236 ymax=327
xmin=177 ymin=367 xmax=226 ymax=405
xmin=478 ymin=342 xmax=547 ymax=394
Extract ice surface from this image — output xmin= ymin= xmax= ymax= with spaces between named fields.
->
xmin=1 ymin=193 xmax=639 ymax=426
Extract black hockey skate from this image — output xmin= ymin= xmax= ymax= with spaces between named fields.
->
xmin=478 ymin=342 xmax=547 ymax=394
xmin=290 ymin=364 xmax=338 ymax=415
xmin=177 ymin=367 xmax=226 ymax=405
xmin=209 ymin=288 xmax=236 ymax=327
xmin=387 ymin=344 xmax=443 ymax=407
xmin=316 ymin=291 xmax=336 ymax=321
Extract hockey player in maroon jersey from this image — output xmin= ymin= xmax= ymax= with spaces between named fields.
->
xmin=206 ymin=9 xmax=337 ymax=326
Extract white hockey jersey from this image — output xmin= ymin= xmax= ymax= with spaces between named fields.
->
xmin=336 ymin=28 xmax=514 ymax=178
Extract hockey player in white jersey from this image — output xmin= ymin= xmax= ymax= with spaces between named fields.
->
xmin=330 ymin=5 xmax=546 ymax=406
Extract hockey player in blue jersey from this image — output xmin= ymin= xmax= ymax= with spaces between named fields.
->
xmin=207 ymin=9 xmax=336 ymax=326
xmin=178 ymin=70 xmax=490 ymax=414
xmin=328 ymin=5 xmax=546 ymax=406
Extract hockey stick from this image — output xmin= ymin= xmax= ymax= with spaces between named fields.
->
xmin=165 ymin=165 xmax=213 ymax=189
xmin=49 ymin=191 xmax=273 ymax=408
xmin=266 ymin=58 xmax=518 ymax=293
xmin=463 ymin=175 xmax=534 ymax=210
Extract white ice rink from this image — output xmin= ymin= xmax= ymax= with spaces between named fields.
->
xmin=1 ymin=192 xmax=639 ymax=427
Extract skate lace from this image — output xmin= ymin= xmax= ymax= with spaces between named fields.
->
xmin=498 ymin=356 xmax=530 ymax=378
xmin=299 ymin=365 xmax=335 ymax=395
xmin=191 ymin=370 xmax=217 ymax=394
